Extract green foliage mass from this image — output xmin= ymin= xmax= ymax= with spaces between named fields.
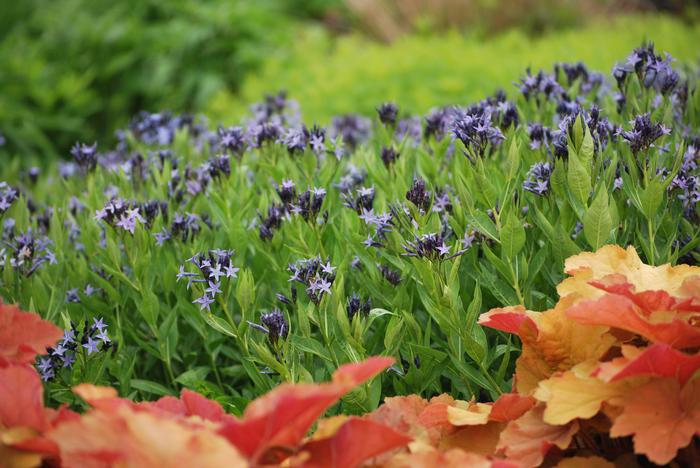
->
xmin=211 ymin=15 xmax=700 ymax=123
xmin=0 ymin=0 xmax=333 ymax=159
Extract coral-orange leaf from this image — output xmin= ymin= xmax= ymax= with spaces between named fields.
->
xmin=299 ymin=417 xmax=411 ymax=468
xmin=0 ymin=364 xmax=48 ymax=432
xmin=609 ymin=377 xmax=700 ymax=465
xmin=218 ymin=357 xmax=393 ymax=463
xmin=566 ymin=294 xmax=700 ymax=349
xmin=611 ymin=343 xmax=700 ymax=385
xmin=478 ymin=306 xmax=538 ymax=339
xmin=383 ymin=448 xmax=519 ymax=468
xmin=49 ymin=404 xmax=246 ymax=468
xmin=0 ymin=303 xmax=62 ymax=367
xmin=489 ymin=394 xmax=536 ymax=422
xmin=497 ymin=405 xmax=579 ymax=467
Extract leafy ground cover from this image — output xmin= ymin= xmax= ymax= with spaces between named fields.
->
xmin=211 ymin=15 xmax=700 ymax=123
xmin=0 ymin=30 xmax=699 ymax=466
xmin=0 ymin=0 xmax=335 ymax=158
xmin=2 ymin=244 xmax=699 ymax=466
xmin=1 ymin=39 xmax=699 ymax=413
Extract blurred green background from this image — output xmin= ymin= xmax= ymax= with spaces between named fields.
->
xmin=1 ymin=0 xmax=698 ymax=159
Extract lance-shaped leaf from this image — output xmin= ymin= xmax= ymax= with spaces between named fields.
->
xmin=582 ymin=188 xmax=612 ymax=250
xmin=610 ymin=377 xmax=700 ymax=465
xmin=0 ymin=303 xmax=62 ymax=367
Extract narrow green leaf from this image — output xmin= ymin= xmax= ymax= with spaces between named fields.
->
xmin=500 ymin=211 xmax=526 ymax=260
xmin=583 ymin=187 xmax=613 ymax=249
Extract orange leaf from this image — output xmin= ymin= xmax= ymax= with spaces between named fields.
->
xmin=217 ymin=356 xmax=393 ymax=463
xmin=489 ymin=394 xmax=536 ymax=423
xmin=534 ymin=361 xmax=642 ymax=425
xmin=0 ymin=365 xmax=48 ymax=432
xmin=140 ymin=389 xmax=231 ymax=424
xmin=0 ymin=304 xmax=62 ymax=367
xmin=558 ymin=245 xmax=700 ymax=301
xmin=609 ymin=377 xmax=700 ymax=465
xmin=497 ymin=404 xmax=579 ymax=467
xmin=567 ymin=294 xmax=700 ymax=349
xmin=48 ymin=404 xmax=246 ymax=468
xmin=383 ymin=448 xmax=518 ymax=468
xmin=483 ymin=296 xmax=615 ymax=394
xmin=439 ymin=423 xmax=505 ymax=456
xmin=299 ymin=417 xmax=411 ymax=468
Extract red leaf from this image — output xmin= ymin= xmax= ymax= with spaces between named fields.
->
xmin=217 ymin=357 xmax=393 ymax=463
xmin=589 ymin=280 xmax=700 ymax=314
xmin=478 ymin=306 xmax=538 ymax=340
xmin=610 ymin=343 xmax=700 ymax=385
xmin=0 ymin=303 xmax=62 ymax=367
xmin=299 ymin=417 xmax=411 ymax=468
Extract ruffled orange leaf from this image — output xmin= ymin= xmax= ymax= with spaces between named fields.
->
xmin=567 ymin=294 xmax=700 ymax=349
xmin=0 ymin=304 xmax=62 ymax=367
xmin=217 ymin=356 xmax=393 ymax=463
xmin=383 ymin=448 xmax=519 ymax=468
xmin=558 ymin=245 xmax=700 ymax=301
xmin=607 ymin=343 xmax=700 ymax=385
xmin=483 ymin=297 xmax=615 ymax=393
xmin=0 ymin=365 xmax=48 ymax=432
xmin=48 ymin=404 xmax=246 ymax=468
xmin=489 ymin=394 xmax=536 ymax=423
xmin=534 ymin=361 xmax=642 ymax=425
xmin=497 ymin=405 xmax=579 ymax=467
xmin=140 ymin=389 xmax=231 ymax=423
xmin=609 ymin=377 xmax=700 ymax=465
xmin=298 ymin=417 xmax=411 ymax=468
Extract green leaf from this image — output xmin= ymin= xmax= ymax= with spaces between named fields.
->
xmin=640 ymin=178 xmax=665 ymax=220
xmin=131 ymin=379 xmax=175 ymax=397
xmin=175 ymin=367 xmax=210 ymax=387
xmin=583 ymin=187 xmax=613 ymax=249
xmin=465 ymin=212 xmax=500 ymax=243
xmin=506 ymin=139 xmax=521 ymax=180
xmin=384 ymin=315 xmax=404 ymax=351
xmin=549 ymin=158 xmax=567 ymax=200
xmin=291 ymin=335 xmax=333 ymax=362
xmin=201 ymin=313 xmax=238 ymax=338
xmin=567 ymin=154 xmax=591 ymax=206
xmin=140 ymin=290 xmax=160 ymax=330
xmin=579 ymin=122 xmax=594 ymax=163
xmin=500 ymin=211 xmax=526 ymax=260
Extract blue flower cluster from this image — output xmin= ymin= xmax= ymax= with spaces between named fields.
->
xmin=287 ymin=256 xmax=336 ymax=304
xmin=0 ymin=182 xmax=18 ymax=215
xmin=177 ymin=250 xmax=239 ymax=311
xmin=37 ymin=317 xmax=113 ymax=381
xmin=0 ymin=227 xmax=56 ymax=277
